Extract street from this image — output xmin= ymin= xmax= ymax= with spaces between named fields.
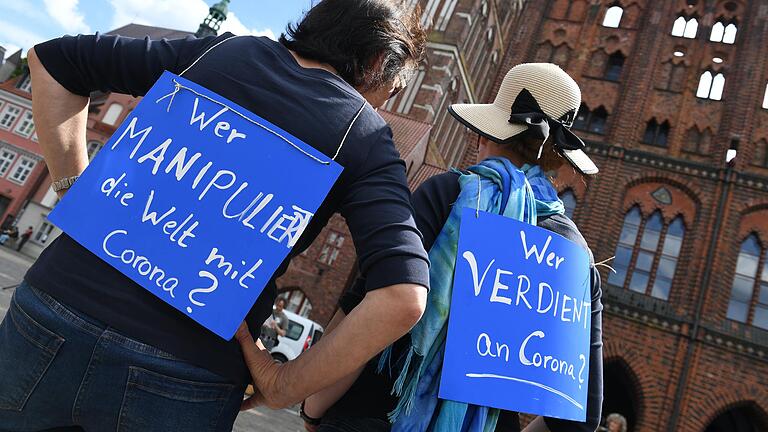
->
xmin=0 ymin=246 xmax=304 ymax=431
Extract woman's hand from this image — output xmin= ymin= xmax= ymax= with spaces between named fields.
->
xmin=235 ymin=323 xmax=292 ymax=410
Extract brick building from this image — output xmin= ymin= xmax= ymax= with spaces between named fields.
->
xmin=281 ymin=1 xmax=768 ymax=431
xmin=0 ymin=72 xmax=47 ymax=237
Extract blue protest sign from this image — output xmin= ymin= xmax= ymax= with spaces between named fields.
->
xmin=48 ymin=71 xmax=343 ymax=340
xmin=439 ymin=208 xmax=592 ymax=421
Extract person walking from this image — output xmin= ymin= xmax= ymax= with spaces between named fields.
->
xmin=0 ymin=1 xmax=431 ymax=431
xmin=15 ymin=226 xmax=34 ymax=252
xmin=261 ymin=298 xmax=289 ymax=350
xmin=296 ymin=63 xmax=604 ymax=432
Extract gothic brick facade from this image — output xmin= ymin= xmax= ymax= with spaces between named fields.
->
xmin=487 ymin=1 xmax=768 ymax=430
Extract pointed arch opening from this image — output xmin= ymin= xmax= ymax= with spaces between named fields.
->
xmin=704 ymin=402 xmax=768 ymax=432
xmin=602 ymin=358 xmax=642 ymax=432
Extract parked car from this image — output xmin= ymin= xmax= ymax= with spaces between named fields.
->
xmin=268 ymin=310 xmax=324 ymax=363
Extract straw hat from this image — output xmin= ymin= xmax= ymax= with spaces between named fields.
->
xmin=448 ymin=63 xmax=598 ymax=175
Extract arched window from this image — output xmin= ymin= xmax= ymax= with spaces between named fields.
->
xmin=608 ymin=208 xmax=685 ymax=300
xmin=279 ymin=289 xmax=314 ymax=318
xmin=683 ymin=127 xmax=711 ymax=154
xmin=102 ymin=103 xmax=124 ymax=126
xmin=609 ymin=207 xmax=642 ymax=288
xmin=658 ymin=61 xmax=687 ymax=92
xmin=318 ymin=231 xmax=346 ymax=265
xmin=696 ymin=71 xmax=725 ymax=101
xmin=727 ymin=235 xmax=768 ymax=329
xmin=560 ymin=190 xmax=577 ymax=219
xmin=710 ymin=21 xmax=737 ymax=44
xmin=643 ymin=119 xmax=670 ymax=147
xmin=753 ymin=139 xmax=768 ymax=168
xmin=573 ymin=104 xmax=609 ymax=134
xmin=588 ymin=106 xmax=608 ymax=134
xmin=604 ymin=52 xmax=625 ymax=81
xmin=602 ymin=5 xmax=623 ymax=28
xmin=762 ymin=83 xmax=768 ymax=109
xmin=651 ymin=218 xmax=684 ymax=299
xmin=671 ymin=16 xmax=698 ymax=38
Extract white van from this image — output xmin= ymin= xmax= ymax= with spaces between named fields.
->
xmin=269 ymin=310 xmax=324 ymax=363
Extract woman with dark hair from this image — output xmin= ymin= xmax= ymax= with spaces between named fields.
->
xmin=299 ymin=63 xmax=604 ymax=432
xmin=1 ymin=1 xmax=431 ymax=430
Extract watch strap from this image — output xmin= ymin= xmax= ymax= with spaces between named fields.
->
xmin=52 ymin=175 xmax=80 ymax=192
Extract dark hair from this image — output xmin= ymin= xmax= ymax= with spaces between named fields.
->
xmin=503 ymin=135 xmax=568 ymax=173
xmin=275 ymin=298 xmax=286 ymax=306
xmin=280 ymin=0 xmax=426 ymax=92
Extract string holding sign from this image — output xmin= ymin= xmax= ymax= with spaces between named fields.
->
xmin=156 ymin=34 xmax=366 ymax=166
xmin=155 ymin=81 xmax=365 ymax=166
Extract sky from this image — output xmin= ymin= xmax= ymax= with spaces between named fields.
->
xmin=0 ymin=0 xmax=316 ymax=60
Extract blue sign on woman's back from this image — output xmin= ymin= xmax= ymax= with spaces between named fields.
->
xmin=49 ymin=71 xmax=343 ymax=340
xmin=439 ymin=208 xmax=591 ymax=421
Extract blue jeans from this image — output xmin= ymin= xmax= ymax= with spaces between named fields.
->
xmin=0 ymin=282 xmax=246 ymax=432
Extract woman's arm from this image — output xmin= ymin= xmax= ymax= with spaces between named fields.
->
xmin=28 ymin=47 xmax=90 ymax=196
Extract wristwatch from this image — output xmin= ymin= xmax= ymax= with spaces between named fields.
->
xmin=52 ymin=175 xmax=80 ymax=192
xmin=300 ymin=401 xmax=322 ymax=426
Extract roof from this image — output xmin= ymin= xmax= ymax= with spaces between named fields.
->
xmin=5 ymin=49 xmax=22 ymax=65
xmin=0 ymin=74 xmax=31 ymax=100
xmin=380 ymin=110 xmax=432 ymax=159
xmin=107 ymin=24 xmax=193 ymax=40
xmin=409 ymin=162 xmax=447 ymax=190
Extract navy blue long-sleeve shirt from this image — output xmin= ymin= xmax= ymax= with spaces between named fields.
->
xmin=27 ymin=33 xmax=430 ymax=384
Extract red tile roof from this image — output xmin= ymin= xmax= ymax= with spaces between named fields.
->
xmin=379 ymin=110 xmax=432 ymax=159
xmin=409 ymin=162 xmax=447 ymax=190
xmin=0 ymin=75 xmax=31 ymax=100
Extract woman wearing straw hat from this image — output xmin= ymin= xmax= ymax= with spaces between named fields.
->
xmin=299 ymin=63 xmax=604 ymax=432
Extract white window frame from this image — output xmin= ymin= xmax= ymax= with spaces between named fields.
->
xmin=102 ymin=103 xmax=124 ymax=126
xmin=87 ymin=140 xmax=104 ymax=160
xmin=435 ymin=0 xmax=458 ymax=31
xmin=0 ymin=147 xmax=17 ymax=177
xmin=14 ymin=111 xmax=34 ymax=138
xmin=397 ymin=69 xmax=426 ymax=114
xmin=0 ymin=104 xmax=22 ymax=130
xmin=422 ymin=0 xmax=442 ymax=27
xmin=8 ymin=155 xmax=37 ymax=185
xmin=17 ymin=74 xmax=32 ymax=92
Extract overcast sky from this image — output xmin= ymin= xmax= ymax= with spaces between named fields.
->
xmin=0 ymin=0 xmax=314 ymax=59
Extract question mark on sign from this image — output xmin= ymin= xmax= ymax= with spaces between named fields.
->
xmin=186 ymin=270 xmax=219 ymax=314
xmin=578 ymin=354 xmax=586 ymax=389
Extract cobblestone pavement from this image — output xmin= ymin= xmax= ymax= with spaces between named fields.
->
xmin=0 ymin=246 xmax=305 ymax=431
xmin=234 ymin=406 xmax=305 ymax=431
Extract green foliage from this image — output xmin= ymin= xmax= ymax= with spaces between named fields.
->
xmin=10 ymin=57 xmax=28 ymax=79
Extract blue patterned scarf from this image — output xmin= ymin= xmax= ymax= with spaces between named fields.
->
xmin=380 ymin=157 xmax=565 ymax=432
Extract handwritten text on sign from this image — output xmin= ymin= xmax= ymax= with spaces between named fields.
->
xmin=49 ymin=72 xmax=343 ymax=339
xmin=439 ymin=208 xmax=592 ymax=421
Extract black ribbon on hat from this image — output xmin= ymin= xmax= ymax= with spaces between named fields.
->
xmin=508 ymin=88 xmax=585 ymax=159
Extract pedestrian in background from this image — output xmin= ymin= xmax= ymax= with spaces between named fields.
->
xmin=15 ymin=226 xmax=33 ymax=252
xmin=261 ymin=298 xmax=289 ymax=350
